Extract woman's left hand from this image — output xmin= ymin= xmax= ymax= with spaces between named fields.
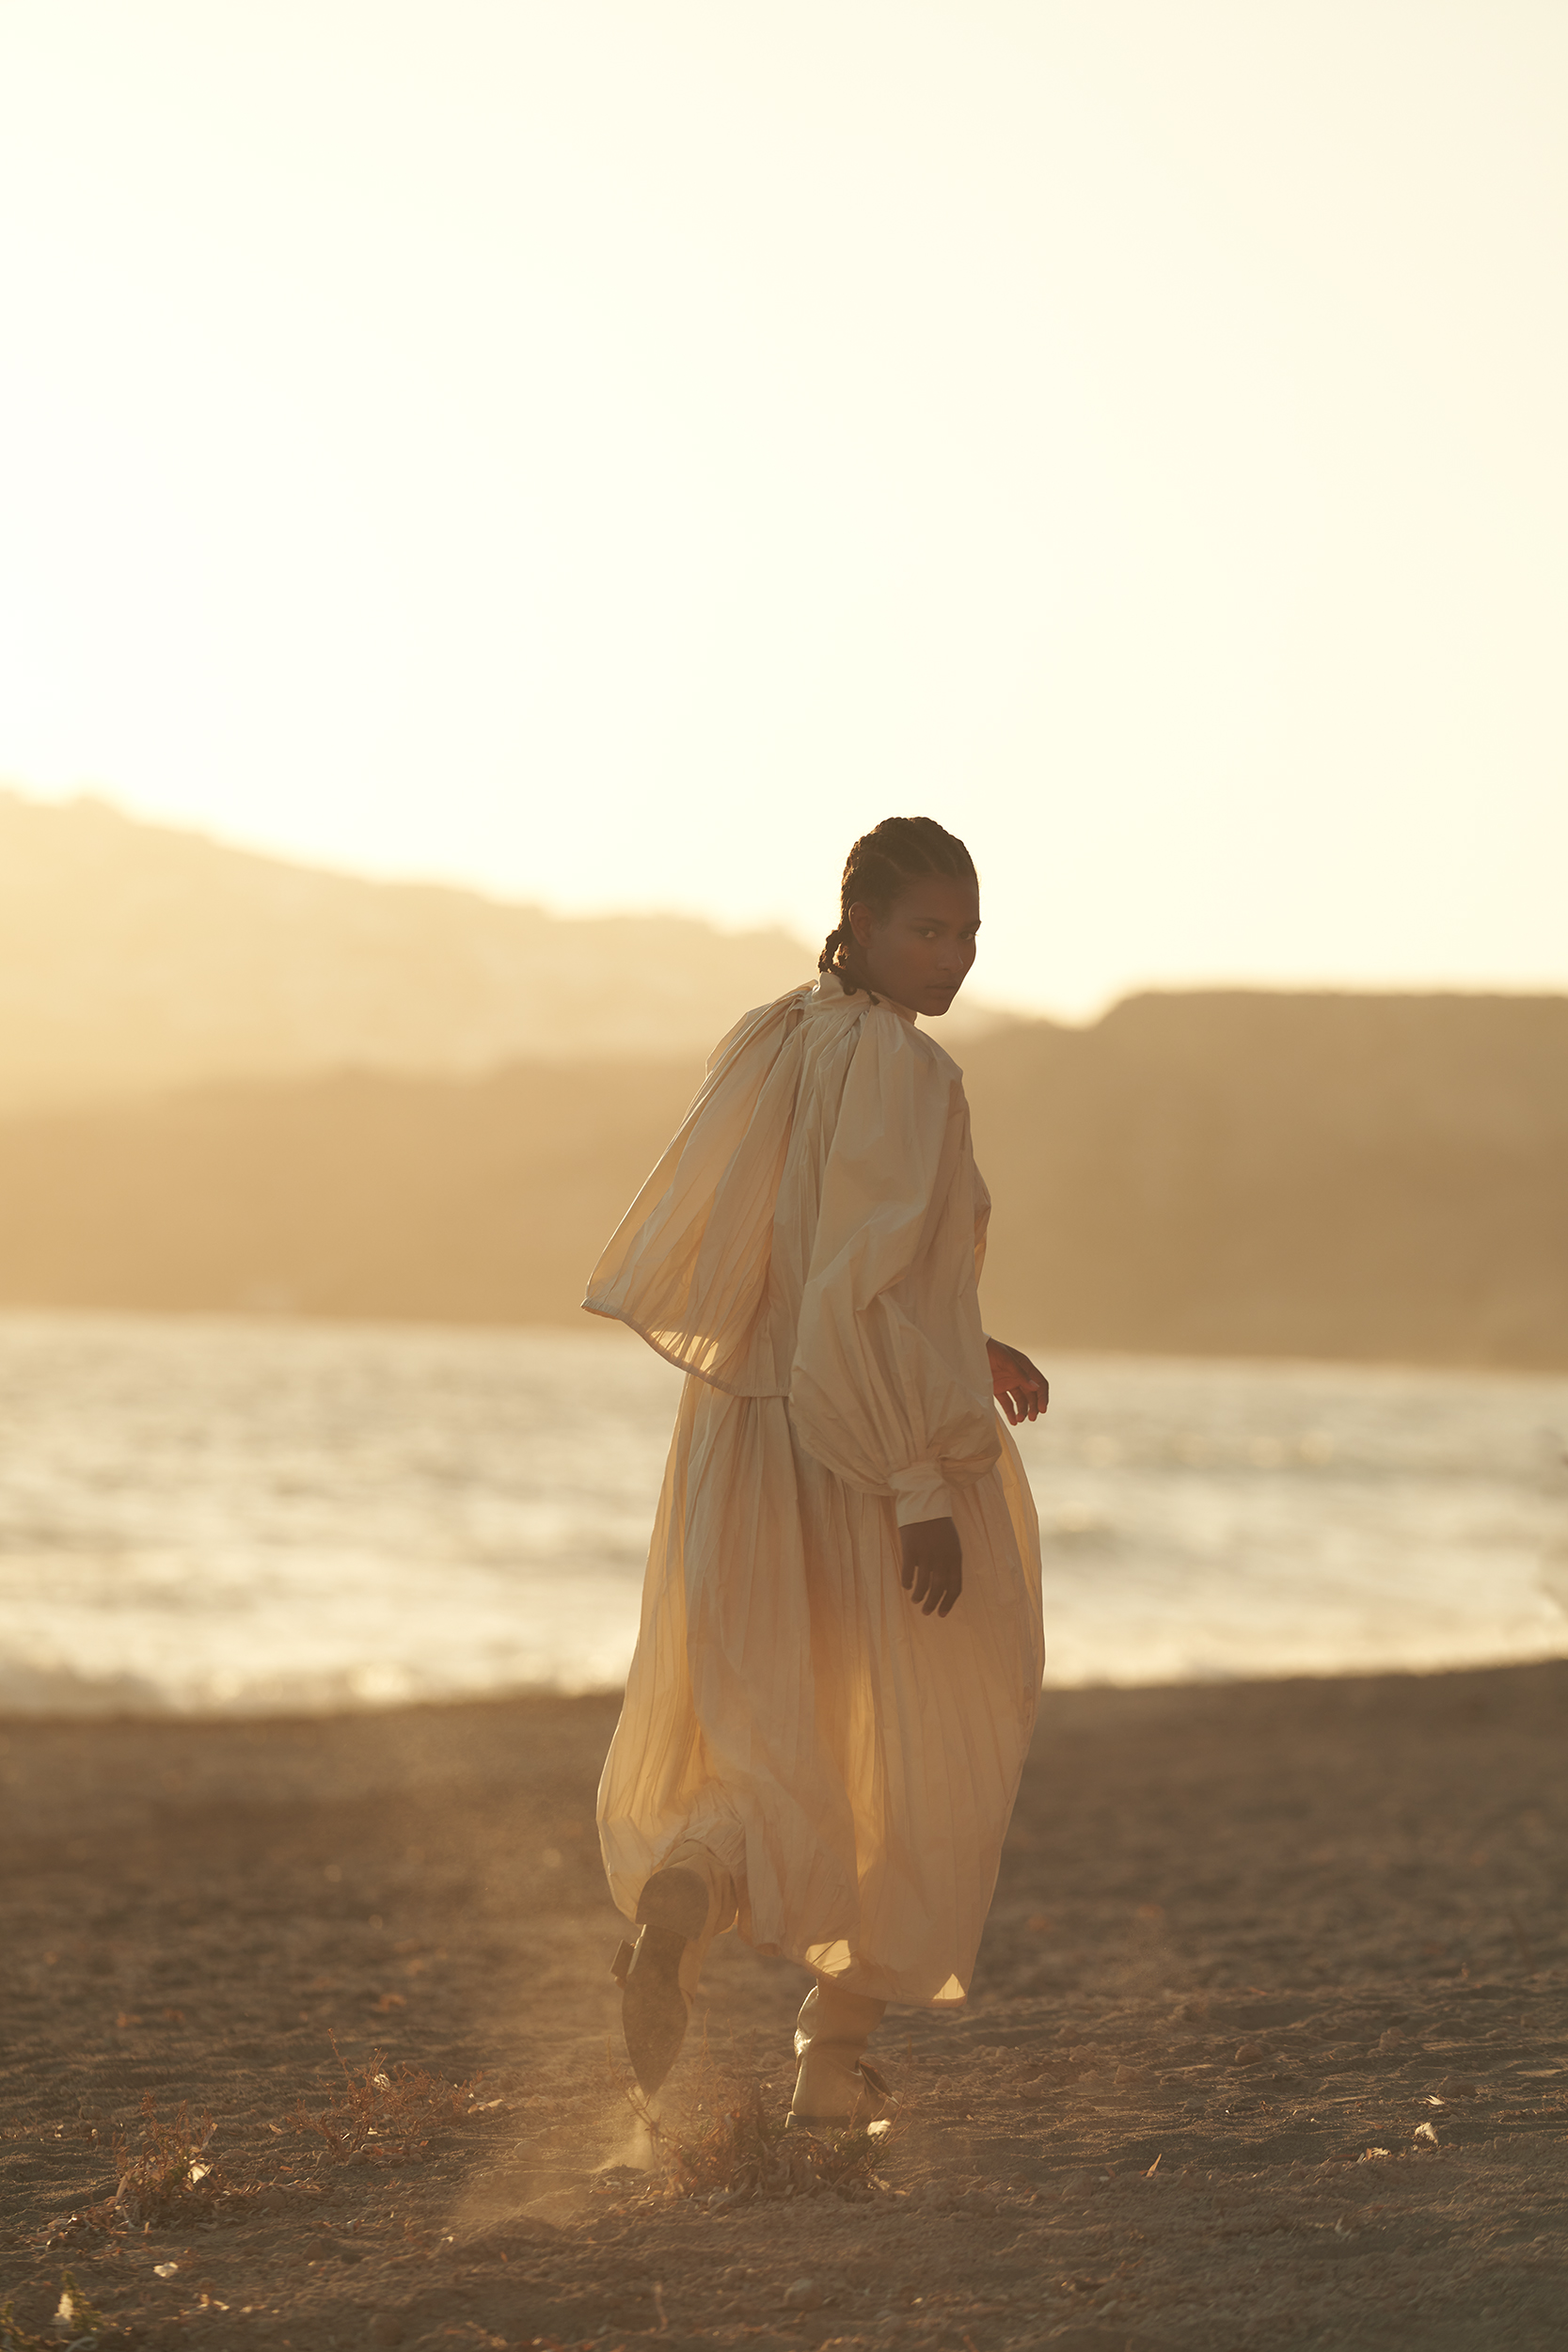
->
xmin=987 ymin=1338 xmax=1050 ymax=1425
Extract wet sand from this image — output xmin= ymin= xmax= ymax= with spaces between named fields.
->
xmin=4 ymin=1663 xmax=1566 ymax=2351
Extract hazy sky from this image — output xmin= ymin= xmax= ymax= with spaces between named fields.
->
xmin=3 ymin=1 xmax=1563 ymax=1016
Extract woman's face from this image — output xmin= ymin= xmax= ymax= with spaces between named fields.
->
xmin=847 ymin=875 xmax=980 ymax=1017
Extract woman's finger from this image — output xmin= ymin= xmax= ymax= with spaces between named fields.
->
xmin=993 ymin=1346 xmax=1048 ymax=1424
xmin=910 ymin=1558 xmax=948 ymax=1612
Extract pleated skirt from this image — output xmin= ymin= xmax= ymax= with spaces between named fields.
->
xmin=596 ymin=1375 xmax=1045 ymax=2008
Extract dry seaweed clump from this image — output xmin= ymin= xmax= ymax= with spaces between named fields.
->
xmin=642 ymin=2075 xmax=896 ymax=2208
xmin=285 ymin=2035 xmax=483 ymax=2168
xmin=1 ymin=2271 xmax=113 ymax=2352
xmin=40 ymin=2038 xmax=484 ymax=2253
xmin=36 ymin=2094 xmax=258 ymax=2249
xmin=95 ymin=2095 xmax=249 ymax=2229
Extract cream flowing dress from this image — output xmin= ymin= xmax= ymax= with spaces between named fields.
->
xmin=584 ymin=969 xmax=1045 ymax=2010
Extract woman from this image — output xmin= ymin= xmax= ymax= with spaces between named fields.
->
xmin=583 ymin=816 xmax=1047 ymax=2126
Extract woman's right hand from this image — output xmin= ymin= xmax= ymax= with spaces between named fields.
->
xmin=899 ymin=1517 xmax=963 ymax=1617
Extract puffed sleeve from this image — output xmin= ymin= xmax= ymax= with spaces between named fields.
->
xmin=582 ymin=989 xmax=808 ymax=1392
xmin=787 ymin=1012 xmax=1000 ymax=1523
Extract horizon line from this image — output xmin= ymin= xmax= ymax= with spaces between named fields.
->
xmin=7 ymin=781 xmax=1565 ymax=1022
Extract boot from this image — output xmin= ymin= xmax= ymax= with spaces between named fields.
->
xmin=786 ymin=1976 xmax=891 ymax=2131
xmin=610 ymin=1840 xmax=736 ymax=2096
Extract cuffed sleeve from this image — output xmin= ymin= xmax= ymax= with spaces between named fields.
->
xmin=889 ymin=1465 xmax=957 ymax=1525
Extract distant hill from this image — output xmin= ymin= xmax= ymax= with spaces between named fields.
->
xmin=965 ymin=990 xmax=1568 ymax=1370
xmin=0 ymin=789 xmax=1015 ymax=1110
xmin=0 ymin=1060 xmax=695 ymax=1327
xmin=0 ymin=989 xmax=1563 ymax=1368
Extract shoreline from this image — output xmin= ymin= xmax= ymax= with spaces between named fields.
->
xmin=5 ymin=1661 xmax=1566 ymax=2347
xmin=8 ymin=1295 xmax=1568 ymax=1383
xmin=7 ymin=1640 xmax=1568 ymax=1732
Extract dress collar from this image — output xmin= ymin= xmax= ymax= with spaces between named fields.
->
xmin=810 ymin=967 xmax=918 ymax=1025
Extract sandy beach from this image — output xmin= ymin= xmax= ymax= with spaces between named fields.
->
xmin=4 ymin=1662 xmax=1566 ymax=2351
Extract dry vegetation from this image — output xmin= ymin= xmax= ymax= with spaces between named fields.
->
xmin=283 ymin=2040 xmax=488 ymax=2171
xmin=32 ymin=2047 xmax=499 ymax=2238
xmin=633 ymin=2067 xmax=896 ymax=2211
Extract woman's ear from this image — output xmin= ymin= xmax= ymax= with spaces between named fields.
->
xmin=847 ymin=899 xmax=877 ymax=947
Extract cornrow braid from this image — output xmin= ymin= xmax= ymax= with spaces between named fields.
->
xmin=818 ymin=817 xmax=978 ymax=999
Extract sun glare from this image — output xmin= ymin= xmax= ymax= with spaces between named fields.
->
xmin=0 ymin=0 xmax=1563 ymax=1013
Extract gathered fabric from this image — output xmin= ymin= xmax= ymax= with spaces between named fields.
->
xmin=585 ymin=970 xmax=1044 ymax=2007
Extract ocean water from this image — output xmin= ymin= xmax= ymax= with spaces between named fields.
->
xmin=0 ymin=1310 xmax=1564 ymax=1718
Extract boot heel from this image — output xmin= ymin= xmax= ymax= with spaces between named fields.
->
xmin=635 ymin=1865 xmax=709 ymax=1938
xmin=610 ymin=1939 xmax=636 ymax=1988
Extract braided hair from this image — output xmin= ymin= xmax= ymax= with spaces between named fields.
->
xmin=818 ymin=817 xmax=978 ymax=998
